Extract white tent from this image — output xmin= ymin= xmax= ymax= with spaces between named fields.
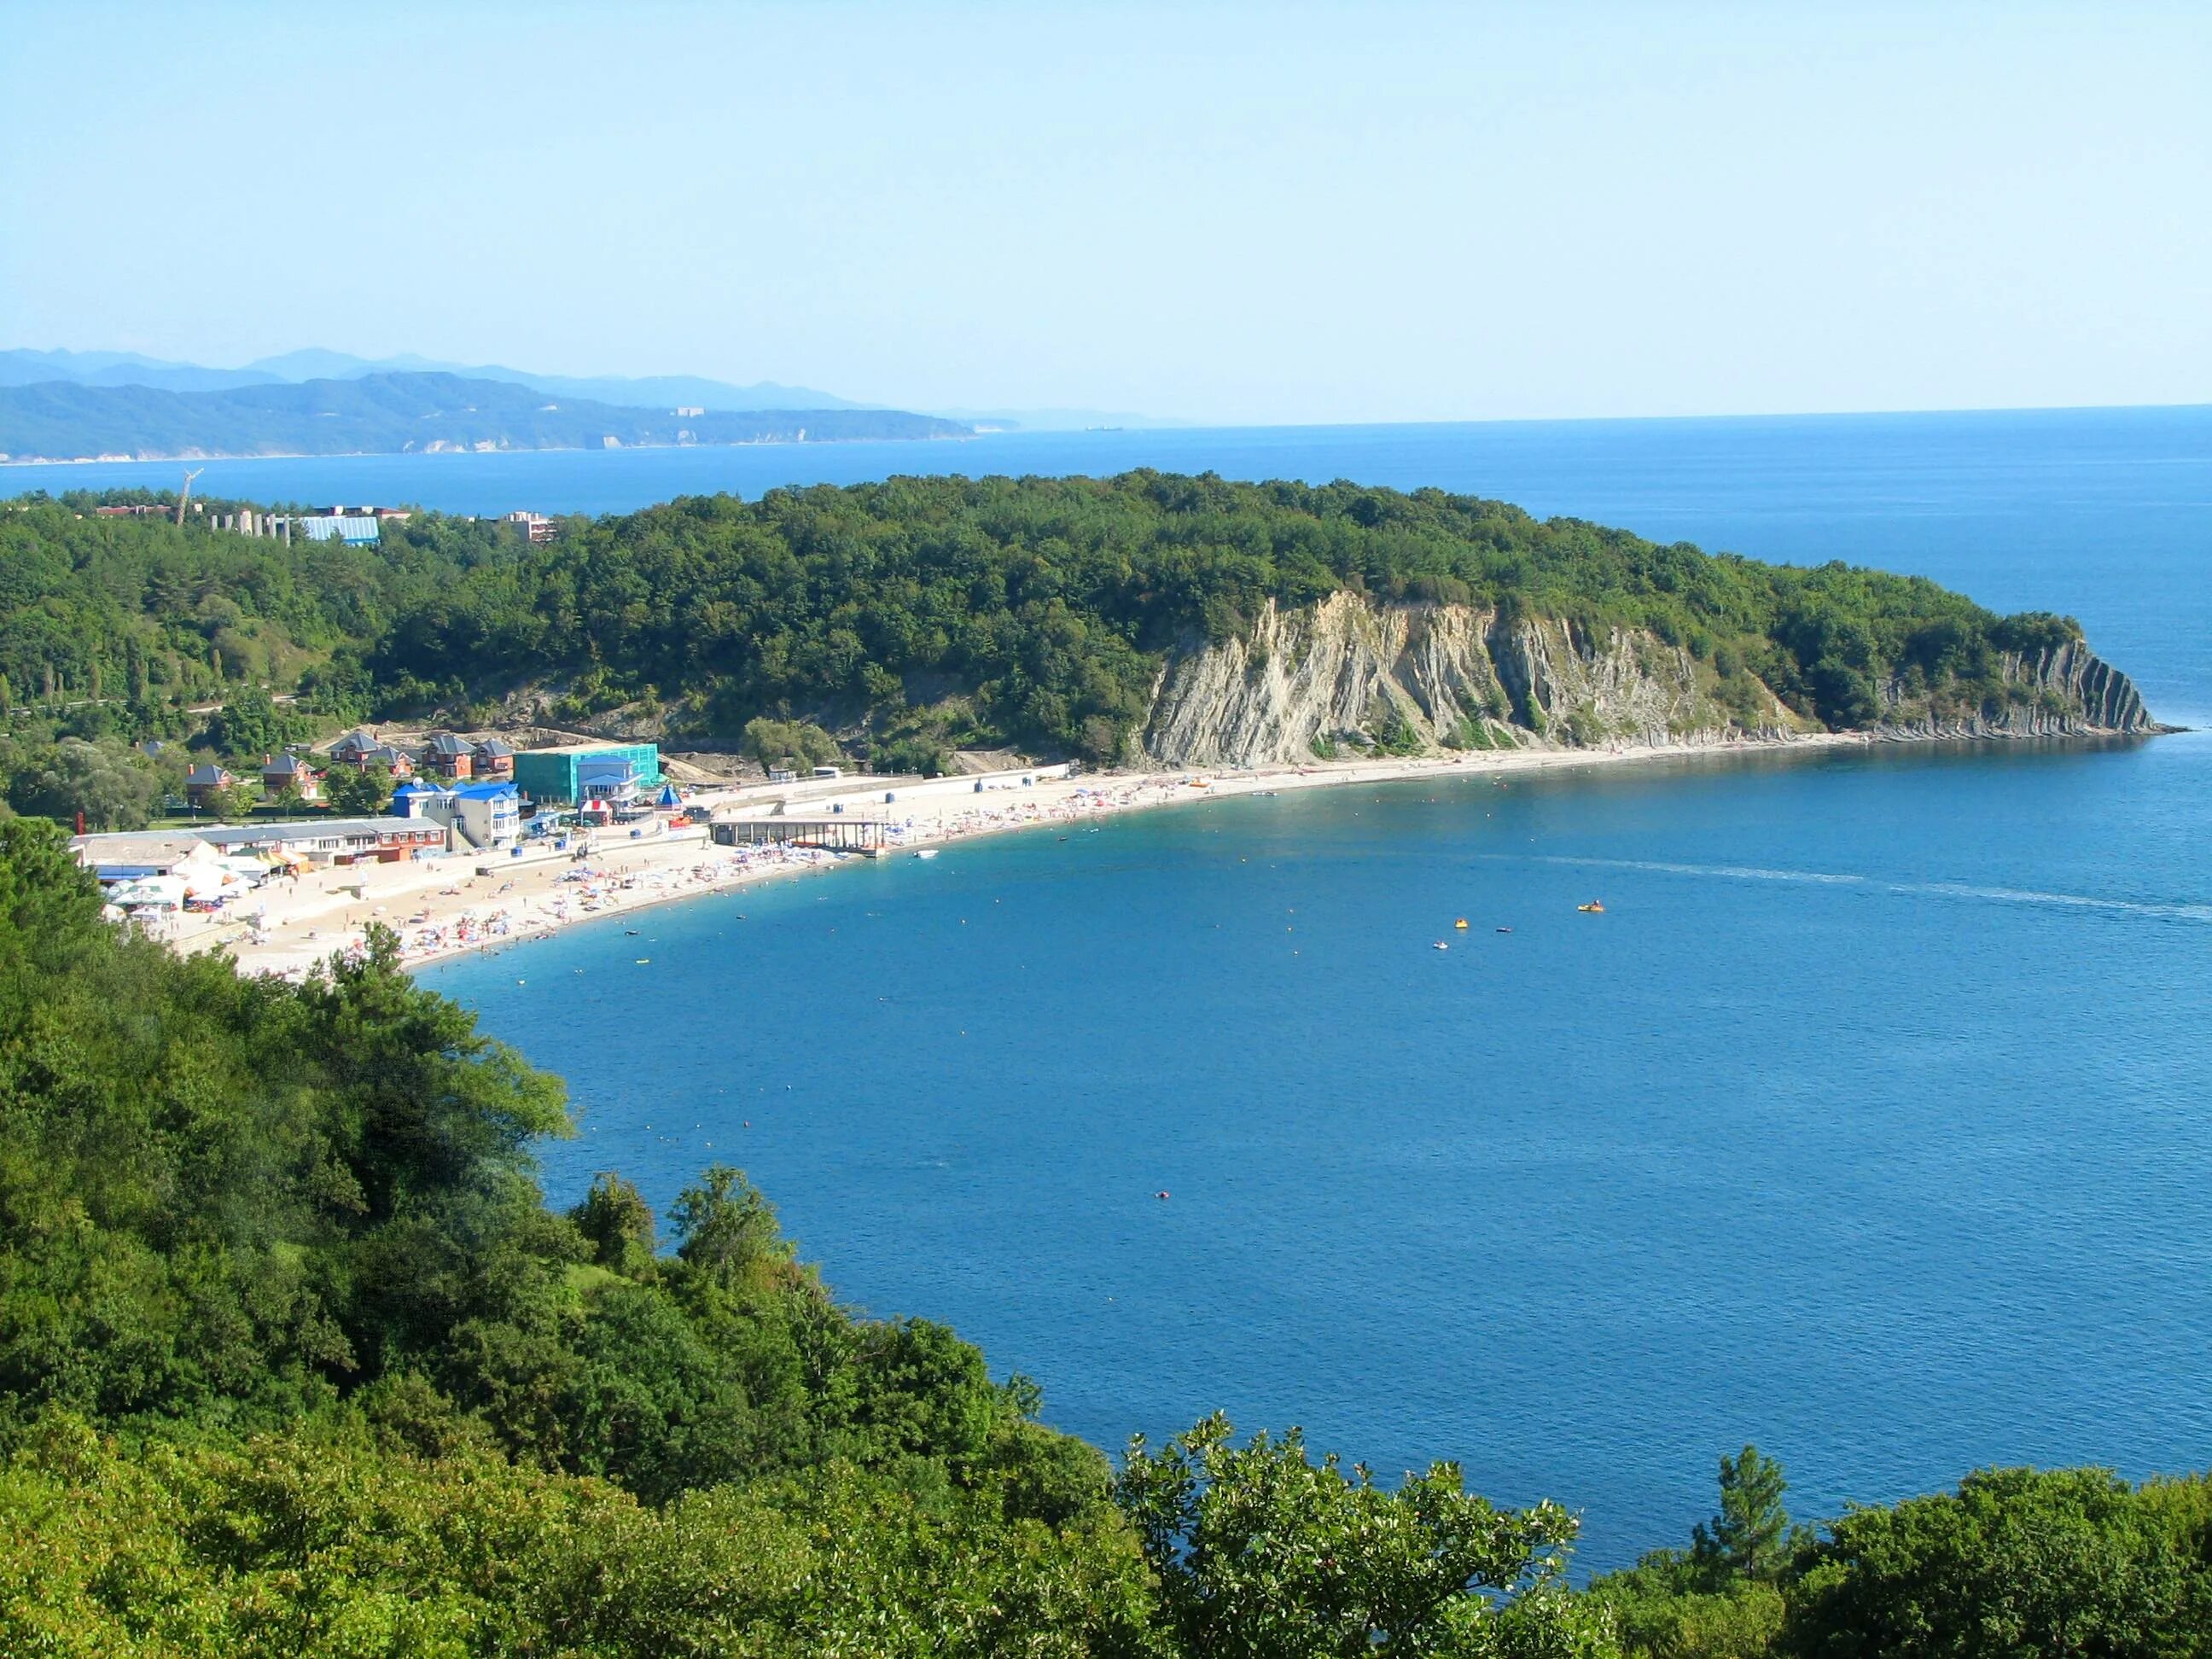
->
xmin=180 ymin=865 xmax=238 ymax=899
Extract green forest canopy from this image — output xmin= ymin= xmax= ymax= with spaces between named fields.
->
xmin=0 ymin=817 xmax=2205 ymax=1656
xmin=2 ymin=474 xmax=2082 ymax=771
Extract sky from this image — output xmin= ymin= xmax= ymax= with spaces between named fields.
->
xmin=3 ymin=1 xmax=2208 ymax=424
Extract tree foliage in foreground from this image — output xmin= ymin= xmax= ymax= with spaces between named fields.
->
xmin=1592 ymin=1445 xmax=2212 ymax=1659
xmin=1118 ymin=1413 xmax=1610 ymax=1658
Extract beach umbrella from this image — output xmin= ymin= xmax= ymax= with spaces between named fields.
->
xmin=108 ymin=876 xmax=186 ymax=909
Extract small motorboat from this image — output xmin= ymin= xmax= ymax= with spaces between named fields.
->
xmin=1496 ymin=926 xmax=1513 ymax=934
xmin=1432 ymin=940 xmax=1450 ymax=951
xmin=1577 ymin=900 xmax=1605 ymax=913
xmin=1453 ymin=918 xmax=1469 ymax=929
xmin=913 ymin=848 xmax=939 ymax=860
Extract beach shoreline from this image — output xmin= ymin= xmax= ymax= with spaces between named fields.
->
xmin=202 ymin=730 xmax=1866 ymax=981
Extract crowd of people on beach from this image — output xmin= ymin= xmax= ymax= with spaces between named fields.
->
xmin=391 ymin=842 xmax=847 ymax=967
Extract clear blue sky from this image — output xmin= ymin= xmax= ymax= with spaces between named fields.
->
xmin=3 ymin=1 xmax=2206 ymax=423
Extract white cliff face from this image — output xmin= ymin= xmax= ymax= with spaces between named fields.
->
xmin=1140 ymin=596 xmax=2159 ymax=768
xmin=1143 ymin=596 xmax=1483 ymax=768
xmin=1143 ymin=596 xmax=1749 ymax=766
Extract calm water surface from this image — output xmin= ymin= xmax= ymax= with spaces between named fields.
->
xmin=117 ymin=408 xmax=2206 ymax=1569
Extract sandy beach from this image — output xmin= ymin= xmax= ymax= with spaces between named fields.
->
xmin=199 ymin=731 xmax=1860 ymax=981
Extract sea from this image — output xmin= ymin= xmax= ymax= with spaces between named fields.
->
xmin=21 ymin=407 xmax=2210 ymax=1570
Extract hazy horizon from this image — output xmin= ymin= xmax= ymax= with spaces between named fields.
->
xmin=5 ymin=2 xmax=2207 ymax=426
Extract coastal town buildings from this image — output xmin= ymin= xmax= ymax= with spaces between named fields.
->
xmin=260 ymin=752 xmax=320 ymax=801
xmin=510 ymin=742 xmax=661 ymax=807
xmin=422 ymin=733 xmax=475 ymax=780
xmin=391 ymin=778 xmax=521 ymax=850
xmin=502 ymin=509 xmax=556 ymax=544
xmin=183 ymin=762 xmax=233 ymax=808
xmin=70 ymin=818 xmax=447 ymax=900
xmin=194 ymin=817 xmax=445 ymax=866
xmin=294 ymin=512 xmax=381 ymax=545
xmin=329 ymin=730 xmax=416 ymax=777
xmin=70 ymin=833 xmax=231 ymax=888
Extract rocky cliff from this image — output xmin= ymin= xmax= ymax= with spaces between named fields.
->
xmin=1867 ymin=639 xmax=2164 ymax=741
xmin=1139 ymin=594 xmax=2161 ymax=767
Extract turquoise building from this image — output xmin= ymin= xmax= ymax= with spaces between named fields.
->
xmin=511 ymin=742 xmax=663 ymax=806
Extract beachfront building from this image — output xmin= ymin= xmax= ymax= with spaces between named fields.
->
xmin=511 ymin=742 xmax=661 ymax=807
xmin=392 ymin=780 xmax=520 ymax=851
xmin=200 ymin=816 xmax=445 ymax=867
xmin=449 ymin=781 xmax=521 ymax=849
xmin=70 ymin=832 xmax=232 ymax=890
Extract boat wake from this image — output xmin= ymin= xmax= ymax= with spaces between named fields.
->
xmin=1484 ymin=855 xmax=2212 ymax=923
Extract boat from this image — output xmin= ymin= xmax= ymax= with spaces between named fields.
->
xmin=1577 ymin=900 xmax=1605 ymax=913
xmin=913 ymin=848 xmax=939 ymax=860
xmin=1432 ymin=940 xmax=1450 ymax=951
xmin=1453 ymin=918 xmax=1469 ymax=929
xmin=1496 ymin=926 xmax=1513 ymax=934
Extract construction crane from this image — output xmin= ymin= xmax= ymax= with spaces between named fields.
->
xmin=175 ymin=468 xmax=204 ymax=527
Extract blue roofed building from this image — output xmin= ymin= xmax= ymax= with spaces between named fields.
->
xmin=294 ymin=513 xmax=381 ymax=545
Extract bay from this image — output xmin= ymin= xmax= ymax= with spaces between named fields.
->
xmin=55 ymin=408 xmax=2207 ymax=1569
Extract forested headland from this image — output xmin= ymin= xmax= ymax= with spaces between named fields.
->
xmin=0 ymin=472 xmax=2128 ymax=829
xmin=0 ymin=372 xmax=967 ymax=463
xmin=0 ymin=818 xmax=2206 ymax=1656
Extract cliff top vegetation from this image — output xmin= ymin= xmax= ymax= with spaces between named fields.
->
xmin=0 ymin=474 xmax=2092 ymax=825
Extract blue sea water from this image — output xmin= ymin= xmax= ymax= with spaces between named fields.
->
xmin=49 ymin=410 xmax=2209 ymax=1570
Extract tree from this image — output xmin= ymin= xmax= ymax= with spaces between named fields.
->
xmin=1115 ymin=1413 xmax=1599 ymax=1657
xmin=1692 ymin=1446 xmax=1800 ymax=1585
xmin=203 ymin=685 xmax=307 ymax=760
xmin=572 ymin=1170 xmax=657 ymax=1278
xmin=4 ymin=736 xmax=160 ymax=830
xmin=324 ymin=761 xmax=394 ymax=818
xmin=1782 ymin=1467 xmax=2209 ymax=1659
xmin=741 ymin=716 xmax=841 ymax=772
xmin=200 ymin=781 xmax=253 ymax=821
xmin=670 ymin=1164 xmax=790 ymax=1289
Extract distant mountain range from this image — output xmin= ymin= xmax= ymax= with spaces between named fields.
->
xmin=0 ymin=346 xmax=864 ymax=414
xmin=0 ymin=372 xmax=969 ymax=463
xmin=0 ymin=347 xmax=1190 ymax=434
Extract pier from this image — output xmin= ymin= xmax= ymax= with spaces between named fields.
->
xmin=711 ymin=817 xmax=888 ymax=853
